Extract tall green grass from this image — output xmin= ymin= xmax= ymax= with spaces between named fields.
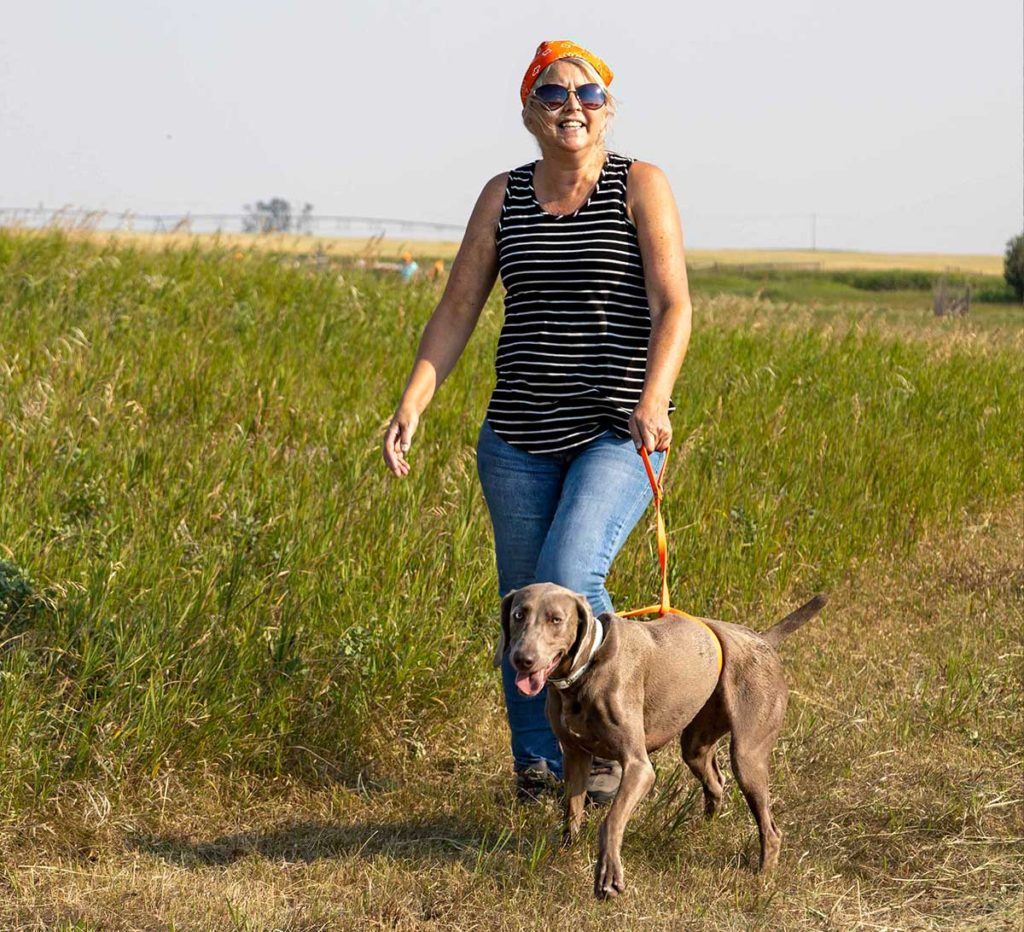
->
xmin=0 ymin=231 xmax=1020 ymax=814
xmin=688 ymin=264 xmax=1020 ymax=306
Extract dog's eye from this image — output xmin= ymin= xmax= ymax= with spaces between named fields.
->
xmin=549 ymin=616 xmax=563 ymax=625
xmin=512 ymin=609 xmax=524 ymax=621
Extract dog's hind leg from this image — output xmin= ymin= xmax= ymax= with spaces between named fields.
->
xmin=680 ymin=698 xmax=729 ymax=819
xmin=716 ymin=629 xmax=789 ymax=871
xmin=729 ymin=730 xmax=783 ymax=872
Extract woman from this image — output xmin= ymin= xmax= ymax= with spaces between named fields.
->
xmin=383 ymin=40 xmax=693 ymax=803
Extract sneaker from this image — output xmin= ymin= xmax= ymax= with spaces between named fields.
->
xmin=514 ymin=761 xmax=561 ymax=803
xmin=585 ymin=757 xmax=621 ymax=806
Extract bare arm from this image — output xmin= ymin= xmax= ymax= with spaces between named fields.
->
xmin=625 ymin=161 xmax=692 ymax=453
xmin=382 ymin=173 xmax=507 ymax=477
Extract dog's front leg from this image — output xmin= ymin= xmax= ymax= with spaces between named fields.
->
xmin=561 ymin=745 xmax=592 ymax=846
xmin=594 ymin=749 xmax=655 ymax=899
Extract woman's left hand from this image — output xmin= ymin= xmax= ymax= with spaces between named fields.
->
xmin=629 ymin=397 xmax=672 ymax=453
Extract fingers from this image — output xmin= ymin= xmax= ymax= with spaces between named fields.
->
xmin=382 ymin=415 xmax=416 ymax=477
xmin=630 ymin=411 xmax=672 ymax=453
xmin=381 ymin=422 xmax=404 ymax=477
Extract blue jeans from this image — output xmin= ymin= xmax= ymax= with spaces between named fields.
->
xmin=475 ymin=418 xmax=665 ymax=778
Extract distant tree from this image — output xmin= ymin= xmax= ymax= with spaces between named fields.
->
xmin=295 ymin=202 xmax=314 ymax=235
xmin=1004 ymin=233 xmax=1024 ymax=302
xmin=242 ymin=197 xmax=299 ymax=233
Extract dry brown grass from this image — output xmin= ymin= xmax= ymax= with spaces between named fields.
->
xmin=7 ymin=227 xmax=465 ymax=261
xmin=2 ymin=500 xmax=1020 ymax=930
xmin=1 ymin=226 xmax=1004 ymax=274
xmin=684 ymin=248 xmax=1004 ymax=276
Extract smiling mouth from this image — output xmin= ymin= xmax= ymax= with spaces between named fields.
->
xmin=558 ymin=120 xmax=585 ymax=130
xmin=514 ymin=650 xmax=565 ymax=696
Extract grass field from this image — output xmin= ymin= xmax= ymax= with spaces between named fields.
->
xmin=0 ymin=230 xmax=1021 ymax=928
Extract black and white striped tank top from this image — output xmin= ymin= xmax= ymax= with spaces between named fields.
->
xmin=486 ymin=151 xmax=672 ymax=455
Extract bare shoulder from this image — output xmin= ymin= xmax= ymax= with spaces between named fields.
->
xmin=479 ymin=171 xmax=509 ymax=206
xmin=627 ymin=160 xmax=674 ymax=194
xmin=628 ymin=159 xmax=669 ymax=183
xmin=443 ymin=173 xmax=509 ymax=299
xmin=458 ymin=172 xmax=508 ymax=252
xmin=471 ymin=172 xmax=509 ymax=226
xmin=625 ymin=160 xmax=677 ymax=224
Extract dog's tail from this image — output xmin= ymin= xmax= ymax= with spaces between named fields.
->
xmin=762 ymin=594 xmax=827 ymax=648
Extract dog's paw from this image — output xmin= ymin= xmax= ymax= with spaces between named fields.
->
xmin=594 ymin=852 xmax=626 ymax=899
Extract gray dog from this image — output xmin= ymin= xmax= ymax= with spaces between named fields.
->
xmin=497 ymin=582 xmax=826 ymax=899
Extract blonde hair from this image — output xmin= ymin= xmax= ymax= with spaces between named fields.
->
xmin=521 ymin=57 xmax=617 ymax=144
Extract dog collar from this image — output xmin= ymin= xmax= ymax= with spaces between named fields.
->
xmin=548 ymin=615 xmax=604 ymax=690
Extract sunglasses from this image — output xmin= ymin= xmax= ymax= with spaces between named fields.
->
xmin=532 ymin=82 xmax=607 ymax=111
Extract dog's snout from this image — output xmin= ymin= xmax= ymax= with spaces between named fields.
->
xmin=511 ymin=649 xmax=536 ymax=671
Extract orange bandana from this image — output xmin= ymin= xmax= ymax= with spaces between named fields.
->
xmin=519 ymin=40 xmax=614 ymax=106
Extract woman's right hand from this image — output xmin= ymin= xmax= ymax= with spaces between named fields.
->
xmin=380 ymin=172 xmax=506 ymax=479
xmin=383 ymin=405 xmax=419 ymax=477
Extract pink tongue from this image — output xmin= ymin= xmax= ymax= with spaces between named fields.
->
xmin=515 ymin=669 xmax=548 ymax=697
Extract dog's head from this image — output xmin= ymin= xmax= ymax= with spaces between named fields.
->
xmin=494 ymin=583 xmax=593 ymax=696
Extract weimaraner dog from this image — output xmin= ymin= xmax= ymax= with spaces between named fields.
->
xmin=497 ymin=582 xmax=826 ymax=899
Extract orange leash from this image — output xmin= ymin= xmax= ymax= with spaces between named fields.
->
xmin=620 ymin=446 xmax=723 ymax=673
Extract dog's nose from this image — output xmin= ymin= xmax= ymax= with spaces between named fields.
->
xmin=511 ymin=649 xmax=536 ymax=671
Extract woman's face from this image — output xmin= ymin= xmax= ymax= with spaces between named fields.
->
xmin=526 ymin=60 xmax=608 ymax=155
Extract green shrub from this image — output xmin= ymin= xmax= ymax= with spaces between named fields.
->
xmin=1003 ymin=233 xmax=1024 ymax=302
xmin=829 ymin=269 xmax=935 ymax=292
xmin=0 ymin=560 xmax=39 ymax=627
xmin=972 ymin=280 xmax=1018 ymax=303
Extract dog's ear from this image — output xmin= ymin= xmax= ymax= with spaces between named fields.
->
xmin=559 ymin=592 xmax=592 ymax=664
xmin=573 ymin=592 xmax=593 ymax=636
xmin=493 ymin=589 xmax=517 ymax=668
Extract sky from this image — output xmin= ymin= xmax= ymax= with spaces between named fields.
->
xmin=2 ymin=0 xmax=1021 ymax=253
